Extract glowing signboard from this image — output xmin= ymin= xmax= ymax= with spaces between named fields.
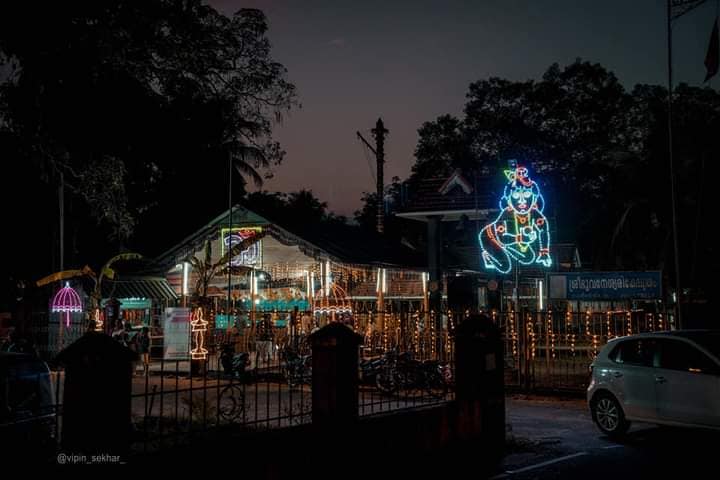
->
xmin=479 ymin=165 xmax=551 ymax=274
xmin=221 ymin=227 xmax=262 ymax=267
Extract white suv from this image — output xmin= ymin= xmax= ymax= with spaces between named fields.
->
xmin=587 ymin=330 xmax=720 ymax=437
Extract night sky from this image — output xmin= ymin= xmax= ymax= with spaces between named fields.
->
xmin=213 ymin=0 xmax=714 ymax=217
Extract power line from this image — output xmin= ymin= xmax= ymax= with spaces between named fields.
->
xmin=359 ymin=137 xmax=376 ymax=184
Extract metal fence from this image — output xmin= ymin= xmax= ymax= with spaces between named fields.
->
xmin=4 ymin=332 xmax=455 ymax=461
xmin=130 ymin=348 xmax=313 ymax=454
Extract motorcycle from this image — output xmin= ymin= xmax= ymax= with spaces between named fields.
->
xmin=219 ymin=344 xmax=252 ymax=381
xmin=279 ymin=347 xmax=312 ymax=387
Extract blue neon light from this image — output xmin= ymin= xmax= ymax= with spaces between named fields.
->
xmin=479 ymin=165 xmax=552 ymax=274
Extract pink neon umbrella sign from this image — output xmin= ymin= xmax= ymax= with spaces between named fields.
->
xmin=51 ymin=282 xmax=83 ymax=327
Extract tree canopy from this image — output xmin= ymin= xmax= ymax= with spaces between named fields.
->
xmin=362 ymin=59 xmax=720 ymax=292
xmin=0 ymin=1 xmax=297 ymax=278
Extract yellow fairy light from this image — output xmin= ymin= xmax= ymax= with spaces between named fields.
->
xmin=626 ymin=311 xmax=632 ymax=336
xmin=648 ymin=312 xmax=654 ymax=331
xmin=383 ymin=312 xmax=389 ymax=352
xmin=592 ymin=334 xmax=599 ymax=358
xmin=606 ymin=311 xmax=612 ymax=339
xmin=509 ymin=310 xmax=518 ymax=357
xmin=527 ymin=313 xmax=536 ymax=360
xmin=658 ymin=313 xmax=664 ymax=330
xmin=546 ymin=310 xmax=555 ymax=359
xmin=413 ymin=311 xmax=420 ymax=355
xmin=430 ymin=311 xmax=437 ymax=358
xmin=584 ymin=310 xmax=590 ymax=338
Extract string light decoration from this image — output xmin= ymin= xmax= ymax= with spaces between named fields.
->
xmin=626 ymin=311 xmax=633 ymax=336
xmin=430 ymin=311 xmax=437 ymax=359
xmin=313 ymin=283 xmax=352 ymax=319
xmin=413 ymin=311 xmax=420 ymax=356
xmin=190 ymin=307 xmax=209 ymax=360
xmin=658 ymin=313 xmax=664 ymax=330
xmin=648 ymin=312 xmax=654 ymax=331
xmin=606 ymin=311 xmax=612 ymax=339
xmin=565 ymin=310 xmax=572 ymax=349
xmin=509 ymin=310 xmax=518 ymax=357
xmin=365 ymin=312 xmax=374 ymax=349
xmin=445 ymin=312 xmax=454 ymax=359
xmin=51 ymin=282 xmax=83 ymax=327
xmin=491 ymin=310 xmax=497 ymax=325
xmin=395 ymin=315 xmax=401 ymax=352
xmin=592 ymin=334 xmax=599 ymax=358
xmin=547 ymin=310 xmax=555 ymax=359
xmin=382 ymin=312 xmax=389 ymax=352
xmin=584 ymin=310 xmax=591 ymax=338
xmin=479 ymin=165 xmax=552 ymax=274
xmin=527 ymin=313 xmax=536 ymax=360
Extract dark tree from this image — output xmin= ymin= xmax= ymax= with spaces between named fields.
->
xmin=358 ymin=59 xmax=720 ymax=292
xmin=0 ymin=1 xmax=297 ymax=277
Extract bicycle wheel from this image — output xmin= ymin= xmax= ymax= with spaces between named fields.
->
xmin=375 ymin=366 xmax=399 ymax=395
xmin=218 ymin=384 xmax=245 ymax=421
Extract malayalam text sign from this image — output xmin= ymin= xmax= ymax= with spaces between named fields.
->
xmin=549 ymin=272 xmax=662 ymax=300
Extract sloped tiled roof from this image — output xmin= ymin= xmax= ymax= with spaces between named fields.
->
xmin=155 ymin=205 xmax=426 ymax=271
xmin=101 ymin=276 xmax=178 ymax=301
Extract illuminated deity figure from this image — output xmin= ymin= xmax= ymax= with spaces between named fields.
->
xmin=479 ymin=166 xmax=551 ymax=274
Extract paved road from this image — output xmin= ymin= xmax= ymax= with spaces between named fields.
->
xmin=495 ymin=395 xmax=720 ymax=479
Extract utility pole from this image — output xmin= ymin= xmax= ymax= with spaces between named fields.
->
xmin=666 ymin=0 xmax=708 ymax=328
xmin=357 ymin=118 xmax=389 ymax=234
xmin=59 ymin=171 xmax=64 ymax=272
xmin=372 ymin=119 xmax=388 ymax=234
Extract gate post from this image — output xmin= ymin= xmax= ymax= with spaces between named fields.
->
xmin=55 ymin=332 xmax=137 ymax=461
xmin=310 ymin=322 xmax=363 ymax=428
xmin=454 ymin=313 xmax=505 ymax=469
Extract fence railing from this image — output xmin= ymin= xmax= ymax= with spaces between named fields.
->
xmin=5 ymin=335 xmax=456 ymax=461
xmin=7 ymin=307 xmax=663 ymax=462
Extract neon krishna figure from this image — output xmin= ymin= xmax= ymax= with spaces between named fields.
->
xmin=479 ymin=166 xmax=551 ymax=274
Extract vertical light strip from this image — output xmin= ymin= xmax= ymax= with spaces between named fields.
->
xmin=182 ymin=262 xmax=189 ymax=297
xmin=325 ymin=260 xmax=331 ymax=297
xmin=538 ymin=280 xmax=544 ymax=311
xmin=305 ymin=271 xmax=311 ymax=299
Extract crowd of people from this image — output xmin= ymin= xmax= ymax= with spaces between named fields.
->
xmin=111 ymin=321 xmax=151 ymax=375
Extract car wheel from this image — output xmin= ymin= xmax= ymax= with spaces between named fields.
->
xmin=592 ymin=393 xmax=630 ymax=438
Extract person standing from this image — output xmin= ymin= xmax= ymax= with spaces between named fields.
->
xmin=137 ymin=327 xmax=151 ymax=376
xmin=255 ymin=314 xmax=274 ymax=368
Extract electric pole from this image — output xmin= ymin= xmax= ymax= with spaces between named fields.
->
xmin=357 ymin=118 xmax=389 ymax=234
xmin=666 ymin=0 xmax=709 ymax=328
